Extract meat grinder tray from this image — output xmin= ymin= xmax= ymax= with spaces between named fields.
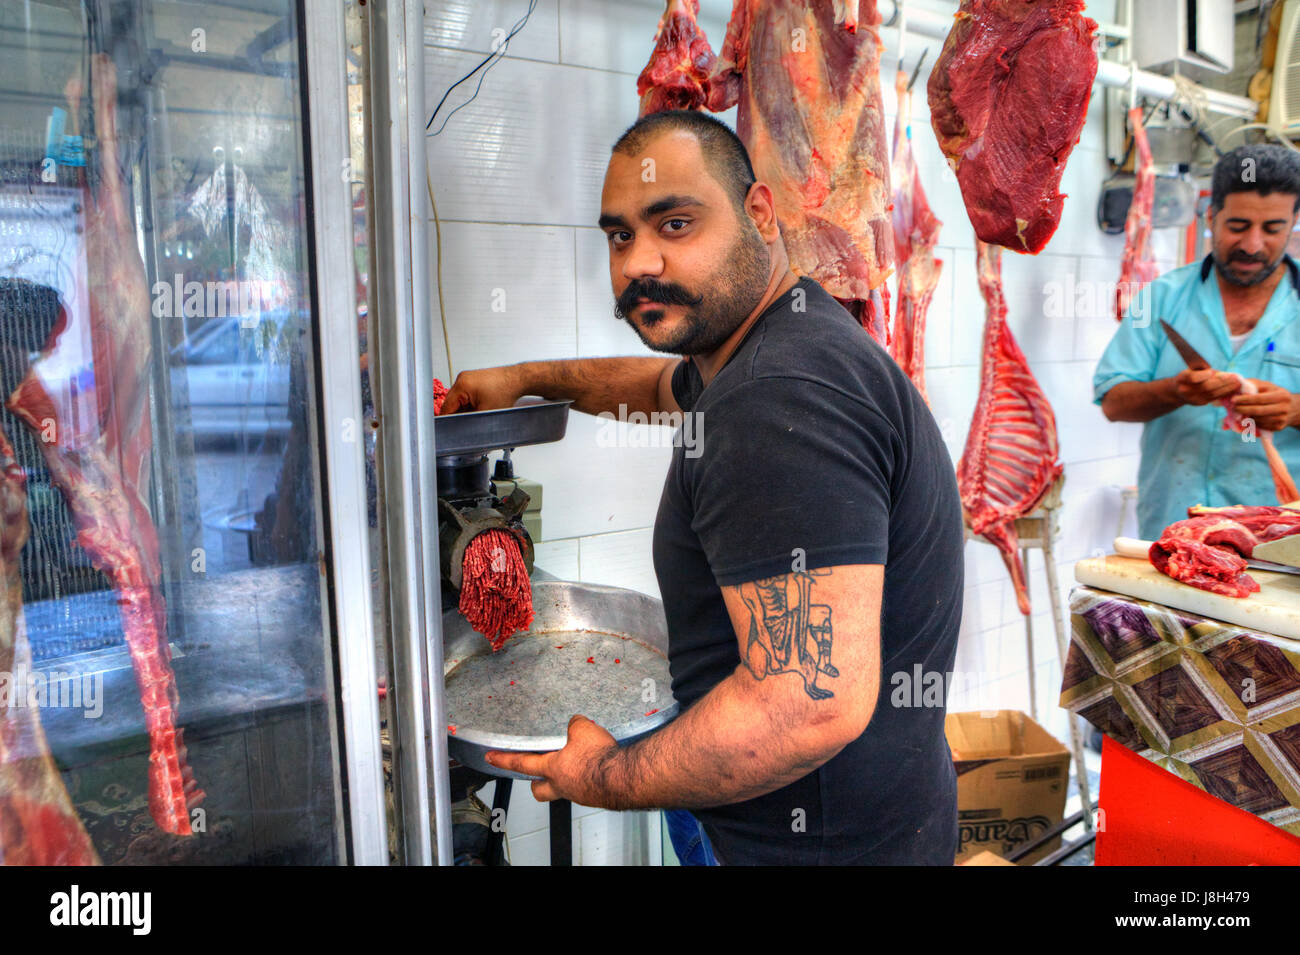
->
xmin=434 ymin=398 xmax=572 ymax=458
xmin=442 ymin=581 xmax=678 ymax=779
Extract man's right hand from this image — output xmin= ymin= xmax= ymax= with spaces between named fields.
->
xmin=1173 ymin=367 xmax=1242 ymax=407
xmin=439 ymin=366 xmax=525 ymax=415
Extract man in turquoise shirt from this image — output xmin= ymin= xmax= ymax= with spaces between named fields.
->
xmin=1095 ymin=144 xmax=1300 ymax=539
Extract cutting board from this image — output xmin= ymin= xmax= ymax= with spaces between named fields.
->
xmin=1074 ymin=555 xmax=1300 ymax=641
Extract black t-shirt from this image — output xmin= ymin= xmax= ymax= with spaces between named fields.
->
xmin=651 ymin=277 xmax=964 ymax=865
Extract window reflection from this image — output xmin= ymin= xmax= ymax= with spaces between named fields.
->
xmin=0 ymin=1 xmax=344 ymax=865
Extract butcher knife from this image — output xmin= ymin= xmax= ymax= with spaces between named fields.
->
xmin=1114 ymin=537 xmax=1300 ymax=575
xmin=1249 ymin=534 xmax=1300 ymax=569
xmin=1159 ymin=320 xmax=1211 ymax=370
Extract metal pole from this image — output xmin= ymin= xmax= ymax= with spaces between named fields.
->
xmin=367 ymin=0 xmax=453 ymax=866
xmin=302 ymin=0 xmax=389 ymax=864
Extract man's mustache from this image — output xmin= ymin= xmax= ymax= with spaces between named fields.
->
xmin=616 ymin=279 xmax=703 ymax=318
xmin=1229 ymin=252 xmax=1269 ymax=265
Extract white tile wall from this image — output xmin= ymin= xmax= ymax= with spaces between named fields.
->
xmin=426 ymin=0 xmax=1160 ymax=865
xmin=424 ymin=0 xmax=561 ymax=63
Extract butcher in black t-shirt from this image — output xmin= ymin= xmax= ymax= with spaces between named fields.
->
xmin=444 ymin=109 xmax=964 ymax=865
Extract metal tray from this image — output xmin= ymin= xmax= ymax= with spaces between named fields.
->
xmin=434 ymin=398 xmax=572 ymax=458
xmin=442 ymin=580 xmax=678 ymax=779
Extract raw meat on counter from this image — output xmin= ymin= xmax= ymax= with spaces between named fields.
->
xmin=638 ymin=0 xmax=896 ymax=344
xmin=5 ymin=55 xmax=202 ymax=837
xmin=958 ymin=241 xmax=1064 ymax=615
xmin=1148 ymin=505 xmax=1300 ymax=596
xmin=1149 ymin=518 xmax=1260 ymax=598
xmin=1187 ymin=504 xmax=1300 ymax=540
xmin=1115 ymin=107 xmax=1157 ymax=323
xmin=889 ymin=68 xmax=943 ymax=403
xmin=928 ymin=0 xmax=1098 ymax=253
xmin=636 ymin=0 xmax=717 ymax=114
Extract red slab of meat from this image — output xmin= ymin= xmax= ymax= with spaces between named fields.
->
xmin=1187 ymin=504 xmax=1300 ymax=543
xmin=1148 ymin=516 xmax=1262 ymax=597
xmin=637 ymin=0 xmax=717 ymax=115
xmin=433 ymin=377 xmax=448 ymax=415
xmin=696 ymin=0 xmax=895 ymax=345
xmin=6 ymin=55 xmax=201 ymax=836
xmin=1147 ymin=507 xmax=1300 ymax=596
xmin=1149 ymin=537 xmax=1259 ymax=597
xmin=0 ymin=432 xmax=100 ymax=865
xmin=889 ymin=70 xmax=944 ymax=403
xmin=958 ymin=241 xmax=1064 ymax=615
xmin=1115 ymin=107 xmax=1157 ymax=323
xmin=928 ymin=0 xmax=1098 ymax=254
xmin=1217 ymin=375 xmax=1300 ymax=504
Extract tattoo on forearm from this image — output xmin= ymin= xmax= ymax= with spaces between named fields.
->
xmin=737 ymin=569 xmax=838 ymax=700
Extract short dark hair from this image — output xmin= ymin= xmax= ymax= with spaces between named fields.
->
xmin=0 ymin=278 xmax=63 ymax=395
xmin=1211 ymin=144 xmax=1300 ymax=213
xmin=612 ymin=110 xmax=757 ymax=215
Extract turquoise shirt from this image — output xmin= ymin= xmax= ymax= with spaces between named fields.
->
xmin=1093 ymin=255 xmax=1300 ymax=539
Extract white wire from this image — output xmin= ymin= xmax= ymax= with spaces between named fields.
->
xmin=1215 ymin=122 xmax=1300 ymax=152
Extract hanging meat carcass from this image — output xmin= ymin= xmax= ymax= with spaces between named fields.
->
xmin=928 ymin=0 xmax=1098 ymax=254
xmin=705 ymin=0 xmax=894 ymax=344
xmin=6 ymin=54 xmax=202 ymax=836
xmin=636 ymin=0 xmax=717 ymax=114
xmin=0 ymin=427 xmax=99 ymax=865
xmin=1116 ymin=106 xmax=1157 ymax=322
xmin=959 ymin=241 xmax=1064 ymax=615
xmin=889 ymin=68 xmax=943 ymax=402
xmin=637 ymin=1 xmax=895 ymax=345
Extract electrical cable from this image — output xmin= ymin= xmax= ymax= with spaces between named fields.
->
xmin=423 ymin=0 xmax=540 ymax=380
xmin=425 ymin=0 xmax=537 ymax=137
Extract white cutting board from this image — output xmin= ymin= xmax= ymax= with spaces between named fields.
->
xmin=1074 ymin=555 xmax=1300 ymax=641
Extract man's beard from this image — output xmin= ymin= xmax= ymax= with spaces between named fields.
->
xmin=614 ymin=226 xmax=771 ymax=355
xmin=1213 ymin=247 xmax=1287 ymax=287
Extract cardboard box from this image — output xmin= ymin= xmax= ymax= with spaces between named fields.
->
xmin=946 ymin=710 xmax=1071 ymax=865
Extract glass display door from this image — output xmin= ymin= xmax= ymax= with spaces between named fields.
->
xmin=0 ymin=0 xmax=386 ymax=864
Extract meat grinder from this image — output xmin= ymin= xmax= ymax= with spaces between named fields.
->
xmin=434 ymin=399 xmax=571 ymax=610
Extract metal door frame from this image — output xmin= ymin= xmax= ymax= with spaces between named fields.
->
xmin=363 ymin=0 xmax=453 ymax=866
xmin=301 ymin=0 xmax=390 ymax=866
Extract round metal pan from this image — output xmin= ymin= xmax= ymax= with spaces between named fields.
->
xmin=433 ymin=397 xmax=572 ymax=458
xmin=442 ymin=581 xmax=678 ymax=779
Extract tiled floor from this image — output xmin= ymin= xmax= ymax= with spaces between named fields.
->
xmin=1056 ymin=732 xmax=1103 ymax=867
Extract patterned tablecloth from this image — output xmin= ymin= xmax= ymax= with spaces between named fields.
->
xmin=1060 ymin=585 xmax=1300 ymax=837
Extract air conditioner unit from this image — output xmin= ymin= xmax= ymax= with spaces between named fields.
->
xmin=1269 ymin=0 xmax=1300 ymax=135
xmin=1134 ymin=0 xmax=1234 ymax=75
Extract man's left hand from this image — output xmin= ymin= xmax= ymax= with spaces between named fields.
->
xmin=1231 ymin=380 xmax=1300 ymax=432
xmin=485 ymin=715 xmax=619 ymax=806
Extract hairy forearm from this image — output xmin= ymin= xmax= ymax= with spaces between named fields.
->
xmin=513 ymin=357 xmax=673 ymax=417
xmin=594 ymin=669 xmax=856 ymax=811
xmin=1101 ymin=378 xmax=1182 ymax=423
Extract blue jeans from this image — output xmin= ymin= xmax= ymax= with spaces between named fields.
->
xmin=664 ymin=809 xmax=719 ymax=866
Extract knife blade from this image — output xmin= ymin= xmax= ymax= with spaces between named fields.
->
xmin=1159 ymin=320 xmax=1212 ymax=371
